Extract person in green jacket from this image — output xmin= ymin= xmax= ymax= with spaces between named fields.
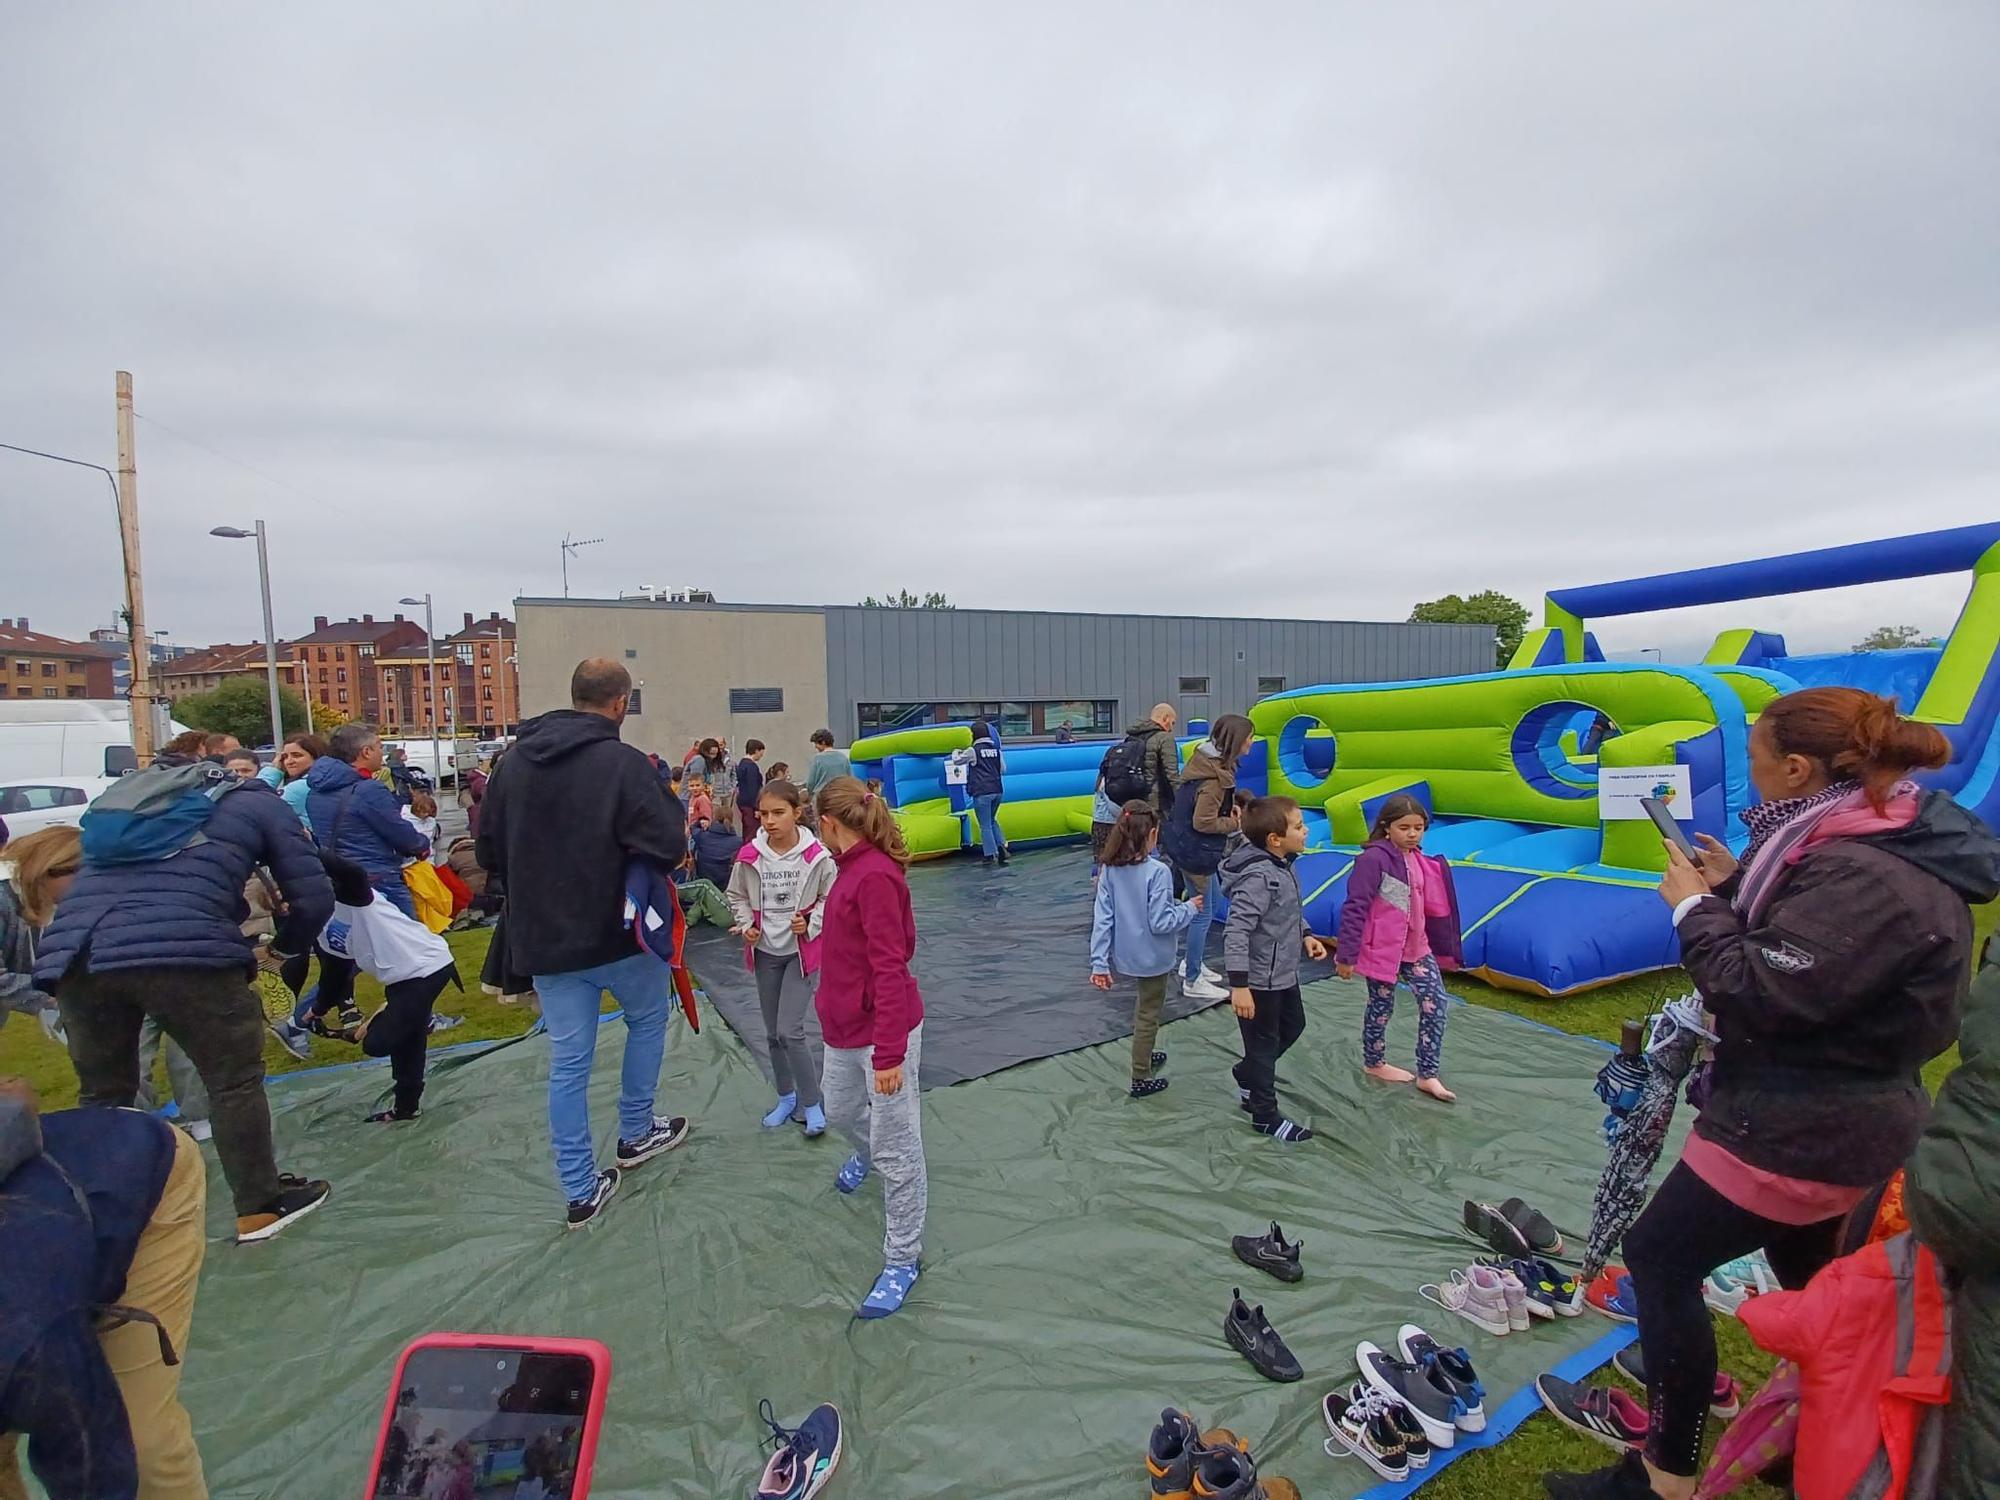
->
xmin=1904 ymin=938 xmax=2000 ymax=1497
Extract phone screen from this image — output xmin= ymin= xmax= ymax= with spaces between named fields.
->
xmin=1642 ymin=796 xmax=1697 ymax=860
xmin=372 ymin=1347 xmax=595 ymax=1498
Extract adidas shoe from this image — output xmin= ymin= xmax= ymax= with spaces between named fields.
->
xmin=1586 ymin=1268 xmax=1640 ymax=1323
xmin=565 ymin=1168 xmax=620 ymax=1229
xmin=1397 ymin=1324 xmax=1486 ymax=1433
xmin=1321 ymin=1385 xmax=1409 ymax=1482
xmin=1358 ymin=1341 xmax=1458 ymax=1451
xmin=754 ymin=1398 xmax=842 ymax=1499
xmin=1535 ymin=1373 xmax=1647 ymax=1451
xmin=616 ymin=1114 xmax=690 ymax=1166
xmin=1417 ymin=1265 xmax=1512 ymax=1338
xmin=1612 ymin=1345 xmax=1742 ymax=1418
xmin=235 ymin=1176 xmax=331 ymax=1244
xmin=1230 ymin=1221 xmax=1304 ymax=1284
xmin=1223 ymin=1288 xmax=1303 ymax=1382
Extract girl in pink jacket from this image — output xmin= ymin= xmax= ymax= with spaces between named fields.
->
xmin=1335 ymin=795 xmax=1464 ymax=1102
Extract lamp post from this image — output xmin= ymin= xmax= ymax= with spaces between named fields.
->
xmin=399 ymin=594 xmax=442 ymax=789
xmin=209 ymin=521 xmax=289 ymax=749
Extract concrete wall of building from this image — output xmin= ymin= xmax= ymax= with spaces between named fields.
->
xmin=516 ymin=601 xmax=832 ymax=763
xmin=820 ymin=607 xmax=1496 ymax=738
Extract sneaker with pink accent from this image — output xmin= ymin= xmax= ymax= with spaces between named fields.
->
xmin=1417 ymin=1264 xmax=1513 ymax=1337
xmin=1491 ymin=1263 xmax=1531 ymax=1331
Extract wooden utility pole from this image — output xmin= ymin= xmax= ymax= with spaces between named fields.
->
xmin=115 ymin=370 xmax=158 ymax=763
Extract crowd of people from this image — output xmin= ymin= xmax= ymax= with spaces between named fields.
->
xmin=2 ymin=671 xmax=1998 ymax=1497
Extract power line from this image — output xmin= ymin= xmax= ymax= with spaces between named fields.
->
xmin=133 ymin=410 xmax=340 ymax=510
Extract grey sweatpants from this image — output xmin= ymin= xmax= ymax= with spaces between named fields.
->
xmin=822 ymin=1024 xmax=927 ymax=1265
xmin=753 ymin=946 xmax=822 ymax=1110
xmin=136 ymin=1016 xmax=210 ymax=1126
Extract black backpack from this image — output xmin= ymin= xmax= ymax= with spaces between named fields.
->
xmin=1099 ymin=733 xmax=1157 ymax=805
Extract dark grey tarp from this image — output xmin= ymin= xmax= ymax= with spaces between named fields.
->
xmin=177 ymin=979 xmax=1637 ymax=1499
xmin=683 ymin=846 xmax=1334 ymax=1089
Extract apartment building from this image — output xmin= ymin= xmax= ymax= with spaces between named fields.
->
xmin=158 ymin=642 xmax=303 ymax=699
xmin=0 ymin=618 xmax=119 ymax=700
xmin=286 ymin=614 xmax=428 ymax=723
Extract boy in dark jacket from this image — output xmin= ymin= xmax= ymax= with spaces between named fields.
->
xmin=37 ymin=760 xmax=333 ymax=1244
xmin=1220 ymin=796 xmax=1325 ymax=1143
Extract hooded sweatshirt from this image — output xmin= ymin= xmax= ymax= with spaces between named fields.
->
xmin=726 ymin=826 xmax=837 ymax=965
xmin=1218 ymin=842 xmax=1304 ymax=990
xmin=1677 ymin=788 xmax=2000 ymax=1187
xmin=814 ymin=838 xmax=923 ymax=1069
xmin=474 ymin=709 xmax=688 ymax=976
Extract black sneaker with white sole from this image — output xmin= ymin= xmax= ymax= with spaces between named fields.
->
xmin=616 ymin=1115 xmax=690 ymax=1167
xmin=1231 ymin=1220 xmax=1305 ymax=1284
xmin=1366 ymin=1385 xmax=1432 ymax=1469
xmin=1358 ymin=1341 xmax=1459 ymax=1450
xmin=1223 ymin=1288 xmax=1303 ymax=1382
xmin=1321 ymin=1385 xmax=1408 ymax=1482
xmin=1543 ymin=1451 xmax=1662 ymax=1500
xmin=235 ymin=1177 xmax=331 ymax=1244
xmin=565 ymin=1168 xmax=621 ymax=1229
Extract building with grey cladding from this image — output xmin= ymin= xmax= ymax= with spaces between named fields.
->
xmin=515 ymin=597 xmax=1494 ymax=762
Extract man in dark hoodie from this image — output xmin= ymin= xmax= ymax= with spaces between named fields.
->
xmin=306 ymin=724 xmax=431 ymax=917
xmin=476 ymin=658 xmax=690 ymax=1228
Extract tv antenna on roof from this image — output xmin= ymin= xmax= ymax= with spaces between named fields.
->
xmin=560 ymin=534 xmax=603 ymax=598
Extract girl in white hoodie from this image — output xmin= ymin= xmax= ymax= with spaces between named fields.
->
xmin=726 ymin=779 xmax=839 ymax=1135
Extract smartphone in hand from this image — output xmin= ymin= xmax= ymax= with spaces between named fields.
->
xmin=1641 ymin=795 xmax=1698 ymax=861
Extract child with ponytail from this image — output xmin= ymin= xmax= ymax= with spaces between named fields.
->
xmin=1089 ymin=801 xmax=1203 ymax=1097
xmin=812 ymin=775 xmax=928 ymax=1319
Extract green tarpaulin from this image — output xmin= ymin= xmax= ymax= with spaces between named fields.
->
xmin=176 ymin=979 xmax=1638 ymax=1499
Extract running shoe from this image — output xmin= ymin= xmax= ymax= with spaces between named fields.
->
xmin=1397 ymin=1324 xmax=1486 ymax=1432
xmin=754 ymin=1398 xmax=842 ymax=1499
xmin=1224 ymin=1288 xmax=1303 ymax=1382
xmin=1357 ymin=1341 xmax=1458 ymax=1451
xmin=1585 ymin=1268 xmax=1639 ymax=1323
xmin=1230 ymin=1221 xmax=1304 ymax=1284
xmin=234 ymin=1177 xmax=331 ymax=1244
xmin=1417 ymin=1265 xmax=1512 ymax=1338
xmin=1478 ymin=1256 xmax=1564 ymax=1319
xmin=1534 ymin=1373 xmax=1646 ymax=1452
xmin=1321 ymin=1385 xmax=1408 ymax=1482
xmin=268 ymin=1018 xmax=313 ymax=1061
xmin=1145 ymin=1408 xmax=1203 ymax=1498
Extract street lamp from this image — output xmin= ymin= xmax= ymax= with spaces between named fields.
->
xmin=399 ymin=594 xmax=443 ymax=790
xmin=209 ymin=521 xmax=298 ymax=746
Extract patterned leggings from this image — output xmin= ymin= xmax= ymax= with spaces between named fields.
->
xmin=1361 ymin=954 xmax=1449 ymax=1078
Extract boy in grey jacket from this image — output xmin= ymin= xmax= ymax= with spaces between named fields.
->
xmin=1221 ymin=797 xmax=1325 ymax=1143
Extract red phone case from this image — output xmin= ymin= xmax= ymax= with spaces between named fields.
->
xmin=364 ymin=1332 xmax=612 ymax=1499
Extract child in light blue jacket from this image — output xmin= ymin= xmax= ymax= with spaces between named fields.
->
xmin=1089 ymin=801 xmax=1203 ymax=1098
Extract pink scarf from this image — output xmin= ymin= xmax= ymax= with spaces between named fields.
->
xmin=1734 ymin=779 xmax=1921 ymax=924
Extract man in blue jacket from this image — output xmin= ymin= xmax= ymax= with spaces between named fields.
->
xmin=305 ymin=724 xmax=431 ymax=917
xmin=36 ymin=757 xmax=334 ymax=1244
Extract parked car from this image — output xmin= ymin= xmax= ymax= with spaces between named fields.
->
xmin=0 ymin=776 xmax=117 ymax=837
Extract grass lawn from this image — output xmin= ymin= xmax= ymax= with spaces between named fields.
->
xmin=6 ymin=901 xmax=1988 ymax=1499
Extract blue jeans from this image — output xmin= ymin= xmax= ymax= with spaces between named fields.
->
xmin=1180 ymin=870 xmax=1214 ymax=981
xmin=973 ymin=793 xmax=1004 ymax=857
xmin=534 ymin=951 xmax=672 ymax=1203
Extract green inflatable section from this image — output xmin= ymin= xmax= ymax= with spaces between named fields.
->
xmin=896 ymin=797 xmax=967 ymax=857
xmin=850 ymin=725 xmax=973 ymax=762
xmin=973 ymin=794 xmax=1096 ymax=847
xmin=177 ymin=983 xmax=1638 ymax=1498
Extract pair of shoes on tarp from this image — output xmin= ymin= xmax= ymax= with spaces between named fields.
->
xmin=1222 ymin=1223 xmax=1305 ymax=1384
xmin=1465 ymin=1195 xmax=1564 ymax=1258
xmin=1145 ymin=1409 xmax=1300 ymax=1500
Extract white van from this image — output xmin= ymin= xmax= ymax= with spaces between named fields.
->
xmin=0 ymin=700 xmax=189 ymax=781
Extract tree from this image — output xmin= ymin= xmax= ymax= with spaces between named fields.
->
xmin=858 ymin=590 xmax=954 ymax=609
xmin=1410 ymin=590 xmax=1531 ymax=668
xmin=1853 ymin=624 xmax=1937 ymax=652
xmin=306 ymin=701 xmax=353 ymax=732
xmin=173 ymin=676 xmax=312 ymax=746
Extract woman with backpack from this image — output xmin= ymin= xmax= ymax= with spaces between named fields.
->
xmin=1160 ymin=714 xmax=1253 ymax=1002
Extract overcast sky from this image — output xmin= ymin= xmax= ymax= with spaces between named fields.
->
xmin=3 ymin=3 xmax=1995 ymax=662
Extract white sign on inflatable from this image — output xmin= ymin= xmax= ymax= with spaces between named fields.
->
xmin=1599 ymin=764 xmax=1694 ymax=820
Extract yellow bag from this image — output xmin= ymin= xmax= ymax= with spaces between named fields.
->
xmin=403 ymin=860 xmax=453 ymax=934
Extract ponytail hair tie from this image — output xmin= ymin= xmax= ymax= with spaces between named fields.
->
xmin=863 ymin=790 xmax=877 ymax=803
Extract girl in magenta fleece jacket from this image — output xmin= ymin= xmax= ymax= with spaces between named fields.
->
xmin=812 ymin=774 xmax=927 ymax=1318
xmin=1335 ymin=794 xmax=1463 ymax=1102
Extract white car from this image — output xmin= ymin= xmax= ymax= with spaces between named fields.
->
xmin=0 ymin=776 xmax=117 ymax=838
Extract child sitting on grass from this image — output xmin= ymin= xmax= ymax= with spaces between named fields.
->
xmin=1089 ymin=801 xmax=1203 ymax=1098
xmin=1220 ymin=796 xmax=1325 ymax=1142
xmin=1335 ymin=793 xmax=1463 ymax=1102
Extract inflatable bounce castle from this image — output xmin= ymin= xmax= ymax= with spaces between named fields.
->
xmin=855 ymin=522 xmax=1999 ymax=995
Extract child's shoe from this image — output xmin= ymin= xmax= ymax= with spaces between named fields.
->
xmin=762 ymin=1092 xmax=799 ymax=1129
xmin=1130 ymin=1077 xmax=1170 ymax=1098
xmin=1321 ymin=1385 xmax=1409 ymax=1482
xmin=1230 ymin=1220 xmax=1304 ymax=1284
xmin=802 ymin=1102 xmax=827 ymax=1137
xmin=1417 ymin=1265 xmax=1513 ymax=1338
xmin=1144 ymin=1408 xmax=1201 ymax=1498
xmin=1150 ymin=1049 xmax=1168 ymax=1070
xmin=835 ymin=1153 xmax=870 ymax=1193
xmin=1586 ymin=1268 xmax=1639 ymax=1323
xmin=754 ymin=1398 xmax=842 ymax=1499
xmin=856 ymin=1261 xmax=918 ymax=1319
xmin=1223 ymin=1287 xmax=1303 ymax=1382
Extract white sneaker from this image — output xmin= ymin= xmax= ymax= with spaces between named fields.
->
xmin=1182 ymin=975 xmax=1229 ymax=1001
xmin=1199 ymin=964 xmax=1224 ymax=986
xmin=1418 ymin=1265 xmax=1513 ymax=1338
xmin=185 ymin=1118 xmax=214 ymax=1144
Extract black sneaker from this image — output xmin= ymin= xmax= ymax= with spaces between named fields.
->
xmin=616 ymin=1115 xmax=690 ymax=1166
xmin=1364 ymin=1383 xmax=1433 ymax=1469
xmin=365 ymin=1108 xmax=419 ymax=1124
xmin=1543 ymin=1450 xmax=1664 ymax=1499
xmin=1129 ymin=1077 xmax=1170 ymax=1099
xmin=1535 ymin=1373 xmax=1647 ymax=1452
xmin=1500 ymin=1195 xmax=1564 ymax=1255
xmin=1231 ymin=1220 xmax=1304 ymax=1284
xmin=1358 ymin=1341 xmax=1459 ymax=1451
xmin=1149 ymin=1050 xmax=1167 ymax=1071
xmin=1464 ymin=1199 xmax=1532 ymax=1259
xmin=1223 ymin=1287 xmax=1303 ymax=1382
xmin=235 ymin=1177 xmax=331 ymax=1244
xmin=1322 ymin=1385 xmax=1408 ymax=1482
xmin=565 ymin=1168 xmax=621 ymax=1229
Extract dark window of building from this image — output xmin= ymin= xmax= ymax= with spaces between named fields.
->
xmin=481 ymin=664 xmax=492 ymax=678
xmin=624 ymin=649 xmax=637 ymax=659
xmin=857 ymin=699 xmax=1117 ymax=738
xmin=626 ymin=687 xmax=643 ymax=715
xmin=65 ymin=685 xmax=84 ymax=698
xmin=1257 ymin=675 xmax=1287 ymax=695
xmin=42 ymin=687 xmax=57 ymax=698
xmin=338 ymin=690 xmax=349 ymax=705
xmin=317 ymin=647 xmax=328 ymax=663
xmin=41 ymin=662 xmax=57 ymax=677
xmin=66 ymin=660 xmax=82 ymax=674
xmin=11 ymin=662 xmax=26 ymax=676
xmin=336 ymin=668 xmax=348 ymax=683
xmin=856 ymin=702 xmax=932 ymax=735
xmin=482 ymin=687 xmax=493 ymax=701
xmin=1178 ymin=676 xmax=1209 ymax=695
xmin=729 ymin=687 xmax=785 ymax=714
